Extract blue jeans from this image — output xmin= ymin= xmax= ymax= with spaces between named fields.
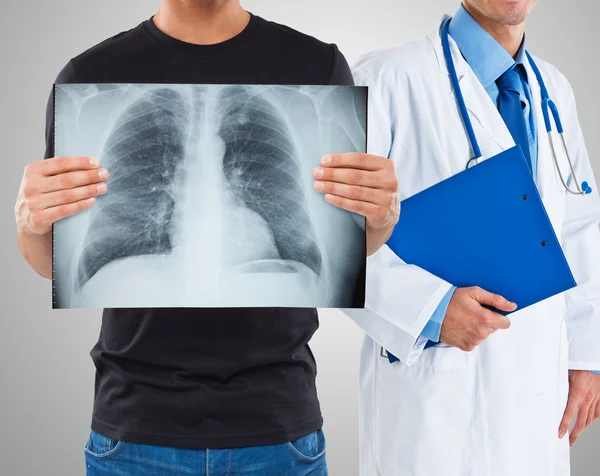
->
xmin=84 ymin=429 xmax=328 ymax=475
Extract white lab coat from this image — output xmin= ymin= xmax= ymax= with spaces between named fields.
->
xmin=343 ymin=16 xmax=600 ymax=476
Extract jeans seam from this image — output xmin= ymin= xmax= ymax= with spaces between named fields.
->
xmin=206 ymin=448 xmax=210 ymax=476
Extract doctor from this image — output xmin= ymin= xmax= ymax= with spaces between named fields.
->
xmin=343 ymin=1 xmax=600 ymax=475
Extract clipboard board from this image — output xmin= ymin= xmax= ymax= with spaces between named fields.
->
xmin=386 ymin=146 xmax=576 ymax=313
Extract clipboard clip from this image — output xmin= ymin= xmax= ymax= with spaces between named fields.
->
xmin=466 ymin=156 xmax=485 ymax=169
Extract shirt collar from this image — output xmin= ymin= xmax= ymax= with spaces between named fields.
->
xmin=448 ymin=4 xmax=527 ymax=87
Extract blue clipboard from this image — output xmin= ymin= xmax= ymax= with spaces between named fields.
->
xmin=386 ymin=146 xmax=576 ymax=314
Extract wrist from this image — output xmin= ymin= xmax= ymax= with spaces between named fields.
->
xmin=366 ymin=222 xmax=395 ymax=256
xmin=17 ymin=228 xmax=53 ymax=279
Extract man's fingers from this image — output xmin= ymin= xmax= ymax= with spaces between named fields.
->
xmin=313 ymin=180 xmax=392 ymax=206
xmin=31 ymin=183 xmax=108 ymax=210
xmin=313 ymin=166 xmax=393 ymax=190
xmin=570 ymin=404 xmax=590 ymax=447
xmin=44 ymin=168 xmax=109 ymax=193
xmin=474 ymin=288 xmax=518 ymax=312
xmin=40 ymin=156 xmax=100 ymax=176
xmin=320 ymin=153 xmax=390 ymax=171
xmin=559 ymin=395 xmax=579 ymax=439
xmin=40 ymin=197 xmax=97 ymax=225
xmin=323 ymin=193 xmax=384 ymax=219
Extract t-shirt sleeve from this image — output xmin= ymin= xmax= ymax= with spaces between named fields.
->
xmin=327 ymin=44 xmax=354 ymax=86
xmin=44 ymin=60 xmax=78 ymax=160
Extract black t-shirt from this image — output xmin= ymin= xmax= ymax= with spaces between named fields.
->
xmin=44 ymin=13 xmax=354 ymax=449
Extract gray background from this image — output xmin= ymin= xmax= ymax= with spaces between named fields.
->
xmin=0 ymin=0 xmax=598 ymax=475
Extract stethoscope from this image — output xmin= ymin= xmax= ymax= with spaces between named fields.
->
xmin=441 ymin=17 xmax=592 ymax=195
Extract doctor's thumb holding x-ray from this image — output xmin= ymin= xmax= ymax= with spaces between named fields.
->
xmin=343 ymin=0 xmax=600 ymax=475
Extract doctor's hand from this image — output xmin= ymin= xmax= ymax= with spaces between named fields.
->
xmin=439 ymin=287 xmax=516 ymax=352
xmin=15 ymin=156 xmax=109 ymax=236
xmin=559 ymin=370 xmax=600 ymax=447
xmin=313 ymin=153 xmax=400 ymax=256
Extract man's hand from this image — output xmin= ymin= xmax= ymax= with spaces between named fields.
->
xmin=312 ymin=153 xmax=400 ymax=256
xmin=440 ymin=286 xmax=516 ymax=351
xmin=559 ymin=370 xmax=600 ymax=447
xmin=15 ymin=156 xmax=109 ymax=236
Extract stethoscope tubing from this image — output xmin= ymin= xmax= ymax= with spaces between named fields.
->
xmin=441 ymin=16 xmax=590 ymax=195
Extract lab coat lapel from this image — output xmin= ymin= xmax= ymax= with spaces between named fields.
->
xmin=459 ymin=70 xmax=516 ymax=156
xmin=431 ymin=19 xmax=515 ymax=158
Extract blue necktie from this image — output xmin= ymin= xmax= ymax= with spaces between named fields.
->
xmin=496 ymin=66 xmax=532 ymax=173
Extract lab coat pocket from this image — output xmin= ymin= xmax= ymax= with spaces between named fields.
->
xmin=373 ymin=345 xmax=475 ymax=476
xmin=408 ymin=343 xmax=471 ymax=370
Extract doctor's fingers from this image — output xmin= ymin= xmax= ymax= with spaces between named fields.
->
xmin=574 ymin=387 xmax=600 ymax=445
xmin=584 ymin=398 xmax=600 ymax=429
xmin=470 ymin=287 xmax=518 ymax=313
xmin=478 ymin=308 xmax=511 ymax=331
xmin=559 ymin=397 xmax=577 ymax=439
xmin=559 ymin=382 xmax=585 ymax=440
xmin=569 ymin=402 xmax=591 ymax=447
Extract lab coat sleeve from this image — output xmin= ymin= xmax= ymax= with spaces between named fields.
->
xmin=341 ymin=63 xmax=454 ymax=366
xmin=558 ymin=79 xmax=600 ymax=371
xmin=422 ymin=286 xmax=457 ymax=343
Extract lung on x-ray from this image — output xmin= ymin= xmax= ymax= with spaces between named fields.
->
xmin=52 ymin=84 xmax=367 ymax=309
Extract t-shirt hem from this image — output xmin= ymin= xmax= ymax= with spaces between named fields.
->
xmin=90 ymin=414 xmax=324 ymax=450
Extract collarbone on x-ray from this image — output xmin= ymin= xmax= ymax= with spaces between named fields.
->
xmin=53 ymin=83 xmax=367 ymax=309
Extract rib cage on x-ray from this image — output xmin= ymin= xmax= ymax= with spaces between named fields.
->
xmin=218 ymin=86 xmax=322 ymax=276
xmin=53 ymin=84 xmax=367 ymax=309
xmin=77 ymin=87 xmax=187 ymax=289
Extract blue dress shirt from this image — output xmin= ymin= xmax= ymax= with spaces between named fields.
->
xmin=421 ymin=4 xmax=537 ymax=344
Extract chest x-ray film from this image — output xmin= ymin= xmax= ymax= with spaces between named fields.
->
xmin=52 ymin=84 xmax=367 ymax=309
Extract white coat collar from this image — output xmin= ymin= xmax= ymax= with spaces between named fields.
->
xmin=428 ymin=15 xmax=515 ymax=155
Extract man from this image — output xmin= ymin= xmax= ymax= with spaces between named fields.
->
xmin=344 ymin=1 xmax=600 ymax=475
xmin=14 ymin=1 xmax=399 ymax=474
